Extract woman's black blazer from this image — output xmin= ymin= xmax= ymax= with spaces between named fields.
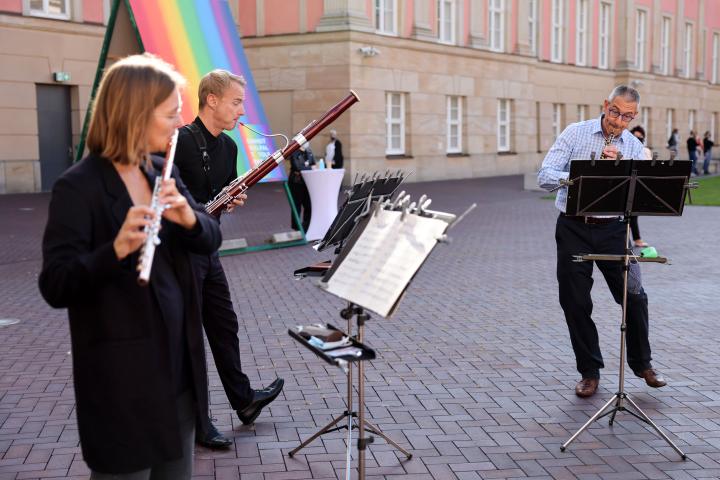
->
xmin=39 ymin=153 xmax=221 ymax=473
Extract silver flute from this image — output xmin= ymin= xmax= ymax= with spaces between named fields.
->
xmin=137 ymin=129 xmax=179 ymax=286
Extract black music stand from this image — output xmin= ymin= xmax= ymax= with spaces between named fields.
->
xmin=316 ymin=171 xmax=405 ymax=252
xmin=288 ymin=190 xmax=418 ymax=480
xmin=559 ymin=158 xmax=693 ymax=459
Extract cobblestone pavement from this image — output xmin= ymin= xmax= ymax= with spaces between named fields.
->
xmin=1 ymin=175 xmax=719 ymax=480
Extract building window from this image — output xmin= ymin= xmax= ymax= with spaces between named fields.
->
xmin=438 ymin=0 xmax=457 ymax=44
xmin=529 ymin=0 xmax=538 ymax=56
xmin=712 ymin=113 xmax=718 ymax=143
xmin=635 ymin=10 xmax=646 ymax=71
xmin=640 ymin=107 xmax=650 ymax=145
xmin=386 ymin=92 xmax=405 ymax=155
xmin=375 ymin=0 xmax=397 ymax=35
xmin=666 ymin=109 xmax=674 ymax=141
xmin=553 ymin=103 xmax=563 ymax=140
xmin=712 ymin=33 xmax=719 ymax=84
xmin=27 ymin=0 xmax=70 ymax=19
xmin=599 ymin=2 xmax=610 ymax=69
xmin=684 ymin=22 xmax=693 ymax=78
xmin=577 ymin=104 xmax=587 ymax=122
xmin=688 ymin=109 xmax=695 ymax=132
xmin=497 ymin=99 xmax=511 ymax=152
xmin=660 ymin=17 xmax=671 ymax=75
xmin=551 ymin=0 xmax=563 ymax=63
xmin=576 ymin=0 xmax=589 ymax=66
xmin=447 ymin=96 xmax=463 ymax=153
xmin=488 ymin=0 xmax=504 ymax=52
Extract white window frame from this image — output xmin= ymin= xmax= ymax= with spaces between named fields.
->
xmin=438 ymin=0 xmax=457 ymax=45
xmin=599 ymin=2 xmax=610 ymax=69
xmin=684 ymin=22 xmax=693 ymax=78
xmin=386 ymin=92 xmax=405 ymax=155
xmin=488 ymin=0 xmax=504 ymax=52
xmin=553 ymin=104 xmax=563 ymax=140
xmin=666 ymin=109 xmax=674 ymax=141
xmin=641 ymin=106 xmax=650 ymax=145
xmin=375 ymin=0 xmax=397 ymax=36
xmin=447 ymin=96 xmax=463 ymax=153
xmin=25 ymin=0 xmax=71 ymax=20
xmin=635 ymin=9 xmax=646 ymax=71
xmin=497 ymin=99 xmax=511 ymax=152
xmin=712 ymin=33 xmax=719 ymax=84
xmin=529 ymin=0 xmax=538 ymax=56
xmin=577 ymin=104 xmax=587 ymax=122
xmin=688 ymin=109 xmax=695 ymax=132
xmin=551 ymin=0 xmax=564 ymax=63
xmin=660 ymin=17 xmax=671 ymax=75
xmin=576 ymin=0 xmax=589 ymax=66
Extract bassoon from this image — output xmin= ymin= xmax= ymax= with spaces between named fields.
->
xmin=205 ymin=90 xmax=360 ymax=217
xmin=137 ymin=129 xmax=179 ymax=286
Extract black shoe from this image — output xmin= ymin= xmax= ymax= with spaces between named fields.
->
xmin=195 ymin=421 xmax=232 ymax=449
xmin=237 ymin=378 xmax=284 ymax=425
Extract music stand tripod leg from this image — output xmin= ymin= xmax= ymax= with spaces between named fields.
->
xmin=561 ymin=393 xmax=620 ymax=452
xmin=288 ymin=411 xmax=348 ymax=457
xmin=623 ymin=394 xmax=687 ymax=459
xmin=363 ymin=419 xmax=413 ymax=459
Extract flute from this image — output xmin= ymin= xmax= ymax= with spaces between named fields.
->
xmin=137 ymin=129 xmax=179 ymax=286
xmin=205 ymin=90 xmax=360 ymax=217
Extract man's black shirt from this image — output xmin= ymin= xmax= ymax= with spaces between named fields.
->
xmin=175 ymin=117 xmax=238 ymax=204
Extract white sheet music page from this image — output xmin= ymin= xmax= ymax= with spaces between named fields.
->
xmin=324 ymin=209 xmax=448 ymax=317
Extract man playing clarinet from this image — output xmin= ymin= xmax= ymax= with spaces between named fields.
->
xmin=175 ymin=69 xmax=284 ymax=449
xmin=537 ymin=85 xmax=667 ymax=398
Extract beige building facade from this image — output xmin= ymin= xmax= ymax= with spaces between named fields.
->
xmin=243 ymin=0 xmax=720 ymax=183
xmin=2 ymin=1 xmax=720 ymax=193
xmin=0 ymin=0 xmax=109 ymax=193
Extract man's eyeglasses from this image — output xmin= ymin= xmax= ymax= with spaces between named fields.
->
xmin=607 ymin=107 xmax=635 ymax=122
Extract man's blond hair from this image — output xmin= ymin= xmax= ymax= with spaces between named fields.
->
xmin=86 ymin=53 xmax=185 ymax=166
xmin=198 ymin=69 xmax=246 ymax=109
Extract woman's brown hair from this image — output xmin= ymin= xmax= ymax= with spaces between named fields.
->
xmin=86 ymin=54 xmax=185 ymax=165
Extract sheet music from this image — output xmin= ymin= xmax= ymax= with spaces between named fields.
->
xmin=323 ymin=208 xmax=448 ymax=317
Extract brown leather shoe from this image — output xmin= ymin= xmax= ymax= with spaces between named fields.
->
xmin=636 ymin=368 xmax=667 ymax=388
xmin=575 ymin=378 xmax=599 ymax=397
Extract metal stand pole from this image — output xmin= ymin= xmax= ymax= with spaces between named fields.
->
xmin=561 ymin=220 xmax=686 ymax=460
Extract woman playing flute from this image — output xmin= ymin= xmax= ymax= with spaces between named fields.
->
xmin=39 ymin=54 xmax=221 ymax=479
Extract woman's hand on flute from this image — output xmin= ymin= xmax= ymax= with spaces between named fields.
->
xmin=159 ymin=179 xmax=197 ymax=229
xmin=114 ymin=206 xmax=154 ymax=260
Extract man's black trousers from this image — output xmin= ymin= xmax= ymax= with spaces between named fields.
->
xmin=555 ymin=214 xmax=653 ymax=379
xmin=192 ymin=251 xmax=253 ymax=432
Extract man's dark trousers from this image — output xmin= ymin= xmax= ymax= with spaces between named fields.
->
xmin=192 ymin=251 xmax=253 ymax=432
xmin=555 ymin=214 xmax=652 ymax=379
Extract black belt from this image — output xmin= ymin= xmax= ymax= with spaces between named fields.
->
xmin=561 ymin=213 xmax=620 ymax=225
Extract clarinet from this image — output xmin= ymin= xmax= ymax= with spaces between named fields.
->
xmin=137 ymin=130 xmax=179 ymax=286
xmin=599 ymin=133 xmax=616 ymax=159
xmin=205 ymin=90 xmax=360 ymax=217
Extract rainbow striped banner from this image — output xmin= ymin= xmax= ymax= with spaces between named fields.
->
xmin=127 ymin=0 xmax=285 ymax=181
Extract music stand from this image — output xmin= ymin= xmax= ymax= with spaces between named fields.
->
xmin=289 ymin=192 xmax=426 ymax=480
xmin=315 ymin=171 xmax=405 ymax=252
xmin=560 ymin=158 xmax=693 ymax=459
